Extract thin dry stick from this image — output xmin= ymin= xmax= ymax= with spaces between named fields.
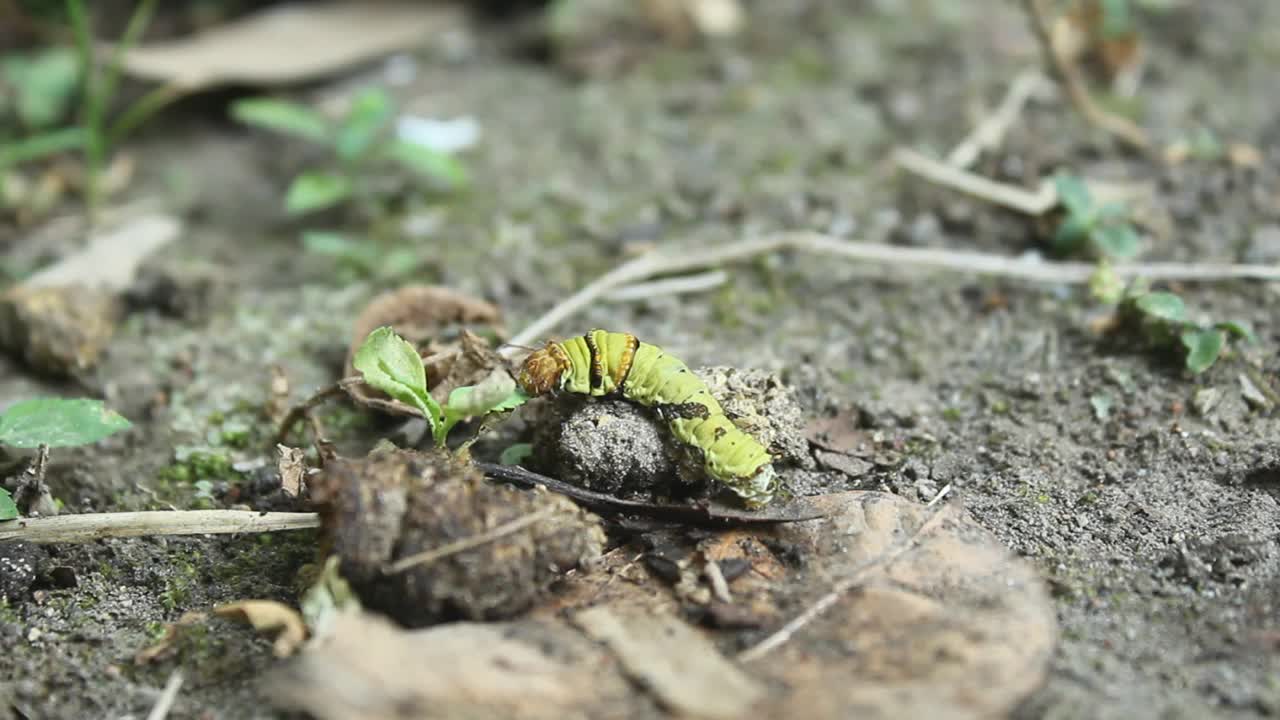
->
xmin=947 ymin=67 xmax=1046 ymax=169
xmin=382 ymin=507 xmax=557 ymax=574
xmin=704 ymin=559 xmax=732 ymax=603
xmin=505 ymin=232 xmax=1280 ymax=349
xmin=896 ymin=147 xmax=1058 ymax=215
xmin=737 ymin=503 xmax=953 ymax=663
xmin=145 ymin=669 xmax=184 ymax=720
xmin=609 ymin=270 xmax=729 ymax=302
xmin=1022 ymin=0 xmax=1151 ymax=152
xmin=0 ymin=510 xmax=319 ymax=544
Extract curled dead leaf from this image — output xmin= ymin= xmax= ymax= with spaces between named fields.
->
xmin=214 ymin=599 xmax=308 ymax=657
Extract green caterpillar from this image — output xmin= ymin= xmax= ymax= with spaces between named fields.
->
xmin=516 ymin=329 xmax=778 ymax=508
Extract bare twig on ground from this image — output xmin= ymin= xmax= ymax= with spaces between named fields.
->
xmin=273 ymin=376 xmax=366 ymax=445
xmin=704 ymin=559 xmax=732 ymax=603
xmin=896 ymin=148 xmax=1059 ymax=214
xmin=947 ymin=67 xmax=1047 ymax=169
xmin=0 ymin=510 xmax=320 ymax=544
xmin=737 ymin=500 xmax=954 ymax=663
xmin=1021 ymin=0 xmax=1151 ymax=153
xmin=382 ymin=507 xmax=558 ymax=574
xmin=145 ymin=669 xmax=184 ymax=720
xmin=504 ymin=232 xmax=1280 ymax=350
xmin=609 ymin=270 xmax=730 ymax=303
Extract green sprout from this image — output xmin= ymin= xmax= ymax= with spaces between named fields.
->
xmin=1052 ymin=173 xmax=1141 ymax=260
xmin=0 ymin=0 xmax=178 ymax=221
xmin=0 ymin=397 xmax=132 ymax=520
xmin=351 ymin=327 xmax=526 ymax=449
xmin=1117 ymin=289 xmax=1257 ymax=374
xmin=230 ymin=86 xmax=468 ymax=218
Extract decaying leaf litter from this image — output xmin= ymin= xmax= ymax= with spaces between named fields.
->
xmin=2 ymin=1 xmax=1279 ymax=718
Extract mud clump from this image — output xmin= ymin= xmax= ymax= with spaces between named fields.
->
xmin=310 ymin=447 xmax=606 ymax=627
xmin=537 ymin=366 xmax=813 ymax=501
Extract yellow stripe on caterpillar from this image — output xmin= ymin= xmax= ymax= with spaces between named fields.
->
xmin=516 ymin=330 xmax=778 ymax=508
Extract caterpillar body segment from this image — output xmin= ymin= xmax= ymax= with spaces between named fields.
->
xmin=516 ymin=329 xmax=778 ymax=508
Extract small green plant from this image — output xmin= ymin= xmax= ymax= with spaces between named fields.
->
xmin=230 ymin=87 xmax=468 ymax=218
xmin=1051 ymin=173 xmax=1141 ymax=260
xmin=0 ymin=0 xmax=178 ymax=221
xmin=351 ymin=327 xmax=526 ymax=449
xmin=301 ymin=231 xmax=421 ymax=282
xmin=1116 ymin=289 xmax=1257 ymax=374
xmin=0 ymin=397 xmax=132 ymax=520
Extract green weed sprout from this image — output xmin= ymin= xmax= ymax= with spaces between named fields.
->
xmin=1118 ymin=289 xmax=1257 ymax=374
xmin=0 ymin=0 xmax=177 ymax=221
xmin=1052 ymin=173 xmax=1141 ymax=260
xmin=0 ymin=397 xmax=132 ymax=520
xmin=230 ymin=87 xmax=468 ymax=217
xmin=351 ymin=327 xmax=526 ymax=449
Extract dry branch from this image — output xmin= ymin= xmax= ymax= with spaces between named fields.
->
xmin=0 ymin=510 xmax=319 ymax=544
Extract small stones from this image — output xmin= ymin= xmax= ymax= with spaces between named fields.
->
xmin=310 ymin=447 xmax=606 ymax=627
xmin=0 ymin=541 xmax=46 ymax=602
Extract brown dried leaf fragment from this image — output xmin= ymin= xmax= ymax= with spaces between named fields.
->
xmin=214 ymin=600 xmax=308 ymax=658
xmin=310 ymin=447 xmax=606 ymax=626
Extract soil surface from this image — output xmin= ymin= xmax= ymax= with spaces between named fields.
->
xmin=2 ymin=1 xmax=1279 ymax=718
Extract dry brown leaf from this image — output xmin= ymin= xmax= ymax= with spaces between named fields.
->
xmin=571 ymin=606 xmax=765 ymax=720
xmin=269 ymin=610 xmax=625 ymax=720
xmin=276 ymin=444 xmax=307 ymax=498
xmin=745 ymin=491 xmax=1057 ymax=719
xmin=119 ymin=1 xmax=464 ymax=90
xmin=804 ymin=410 xmax=871 ymax=455
xmin=23 ymin=214 xmax=180 ymax=292
xmin=214 ymin=600 xmax=308 ymax=657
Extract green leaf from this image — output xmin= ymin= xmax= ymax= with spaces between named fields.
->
xmin=1182 ymin=329 xmax=1225 ymax=374
xmin=334 ymin=87 xmax=393 ymax=161
xmin=352 ymin=327 xmax=442 ymax=432
xmin=499 ymin=443 xmax=534 ymax=466
xmin=230 ymin=97 xmax=331 ymax=144
xmin=1134 ymin=291 xmax=1187 ymax=323
xmin=1100 ymin=0 xmax=1136 ymax=38
xmin=1052 ymin=213 xmax=1091 ymax=255
xmin=1089 ymin=393 xmax=1113 ymax=421
xmin=0 ymin=127 xmax=88 ymax=167
xmin=382 ymin=139 xmax=468 ymax=188
xmin=0 ymin=398 xmax=131 ymax=449
xmin=1214 ymin=320 xmax=1258 ymax=344
xmin=284 ymin=172 xmax=352 ymax=215
xmin=1091 ymin=222 xmax=1141 ymax=259
xmin=3 ymin=48 xmax=81 ymax=129
xmin=1054 ymin=173 xmax=1094 ymax=217
xmin=1096 ymin=201 xmax=1129 ymax=221
xmin=0 ymin=487 xmax=17 ymax=521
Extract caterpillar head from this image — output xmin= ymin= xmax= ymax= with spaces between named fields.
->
xmin=516 ymin=342 xmax=571 ymax=396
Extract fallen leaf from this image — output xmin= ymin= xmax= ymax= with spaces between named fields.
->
xmin=214 ymin=599 xmax=308 ymax=657
xmin=22 ymin=214 xmax=181 ymax=292
xmin=269 ymin=610 xmax=622 ymax=720
xmin=571 ymin=606 xmax=765 ymax=720
xmin=276 ymin=444 xmax=306 ymax=498
xmin=134 ymin=611 xmax=209 ymax=665
xmin=119 ymin=1 xmax=465 ymax=90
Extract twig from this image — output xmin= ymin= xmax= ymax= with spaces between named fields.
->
xmin=704 ymin=559 xmax=732 ymax=603
xmin=947 ymin=67 xmax=1046 ymax=169
xmin=0 ymin=510 xmax=319 ymax=544
xmin=503 ymin=232 xmax=1280 ymax=350
xmin=737 ymin=503 xmax=953 ymax=663
xmin=926 ymin=483 xmax=953 ymax=507
xmin=896 ymin=147 xmax=1058 ymax=215
xmin=474 ymin=461 xmax=831 ymax=526
xmin=608 ymin=270 xmax=730 ymax=303
xmin=273 ymin=377 xmax=365 ymax=445
xmin=382 ymin=506 xmax=558 ymax=574
xmin=1022 ymin=0 xmax=1151 ymax=153
xmin=145 ymin=669 xmax=184 ymax=720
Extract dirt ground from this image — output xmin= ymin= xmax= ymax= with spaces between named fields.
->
xmin=1 ymin=1 xmax=1279 ymax=718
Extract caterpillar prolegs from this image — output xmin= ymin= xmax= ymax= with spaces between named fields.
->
xmin=516 ymin=329 xmax=779 ymax=508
